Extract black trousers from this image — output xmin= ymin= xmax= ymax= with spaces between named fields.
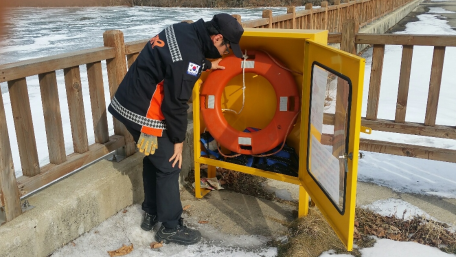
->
xmin=126 ymin=127 xmax=183 ymax=229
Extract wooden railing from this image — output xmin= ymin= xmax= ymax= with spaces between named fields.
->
xmin=241 ymin=0 xmax=416 ymax=31
xmin=324 ymin=27 xmax=456 ymax=163
xmin=0 ymin=1 xmax=422 ymax=222
xmin=0 ymin=32 xmax=138 ymax=222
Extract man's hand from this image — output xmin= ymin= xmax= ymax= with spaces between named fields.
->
xmin=169 ymin=142 xmax=184 ymax=169
xmin=211 ymin=59 xmax=225 ymax=70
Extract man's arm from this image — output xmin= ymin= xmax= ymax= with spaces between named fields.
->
xmin=161 ymin=62 xmax=199 ymax=168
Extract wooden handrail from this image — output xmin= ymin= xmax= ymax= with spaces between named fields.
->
xmin=125 ymin=40 xmax=148 ymax=55
xmin=356 ymin=34 xmax=456 ymax=46
xmin=0 ymin=47 xmax=115 ymax=83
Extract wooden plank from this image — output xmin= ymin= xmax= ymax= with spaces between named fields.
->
xmin=366 ymin=44 xmax=385 ymax=120
xmin=241 ymin=18 xmax=269 ymax=28
xmin=0 ymin=92 xmax=22 ymax=221
xmin=64 ymin=66 xmax=89 ymax=153
xmin=8 ymin=78 xmax=40 ymax=176
xmin=273 ymin=13 xmax=293 ymax=23
xmin=125 ymin=40 xmax=148 ymax=55
xmin=356 ymin=34 xmax=456 ymax=47
xmin=87 ymin=62 xmax=109 ymax=144
xmin=359 ymin=139 xmax=456 ymax=163
xmin=322 ymin=134 xmax=456 ymax=163
xmin=295 ymin=9 xmax=312 ymax=18
xmin=334 ymin=0 xmax=341 ymax=32
xmin=16 ymin=135 xmax=125 ymax=197
xmin=425 ymin=46 xmax=446 ymax=126
xmin=395 ymin=45 xmax=413 ymax=123
xmin=306 ymin=3 xmax=313 ymax=29
xmin=103 ymin=30 xmax=136 ymax=157
xmin=39 ymin=71 xmax=66 ymax=164
xmin=322 ymin=1 xmax=328 ymax=30
xmin=0 ymin=47 xmax=115 ymax=83
xmin=324 ymin=113 xmax=456 ymax=139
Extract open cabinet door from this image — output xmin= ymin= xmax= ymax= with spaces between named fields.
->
xmin=299 ymin=39 xmax=365 ymax=250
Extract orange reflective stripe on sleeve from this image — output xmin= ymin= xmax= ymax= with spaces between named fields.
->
xmin=141 ymin=81 xmax=166 ymax=137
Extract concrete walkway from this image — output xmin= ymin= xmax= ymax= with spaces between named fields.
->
xmin=388 ymin=0 xmax=456 ymax=32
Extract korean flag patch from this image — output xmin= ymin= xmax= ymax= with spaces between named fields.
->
xmin=187 ymin=62 xmax=200 ymax=76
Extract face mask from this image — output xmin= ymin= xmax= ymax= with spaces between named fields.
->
xmin=204 ymin=47 xmax=222 ymax=59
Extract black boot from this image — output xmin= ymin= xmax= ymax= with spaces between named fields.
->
xmin=155 ymin=218 xmax=201 ymax=245
xmin=141 ymin=212 xmax=158 ymax=231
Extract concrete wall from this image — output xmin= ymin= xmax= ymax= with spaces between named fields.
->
xmin=0 ymin=153 xmax=144 ymax=257
xmin=357 ymin=0 xmax=424 ymax=52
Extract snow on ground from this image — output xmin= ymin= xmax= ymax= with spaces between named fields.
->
xmin=320 ymin=239 xmax=455 ymax=257
xmin=51 ymin=205 xmax=277 ymax=257
xmin=363 ymin=198 xmax=433 ymax=221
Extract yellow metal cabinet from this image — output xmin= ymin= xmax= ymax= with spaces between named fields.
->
xmin=192 ymin=28 xmax=365 ymax=250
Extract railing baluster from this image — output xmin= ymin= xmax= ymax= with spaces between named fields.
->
xmin=8 ymin=78 xmax=40 ymax=176
xmin=39 ymin=71 xmax=66 ymax=164
xmin=306 ymin=3 xmax=313 ymax=29
xmin=366 ymin=44 xmax=385 ymax=120
xmin=395 ymin=45 xmax=414 ymax=123
xmin=0 ymin=91 xmax=22 ymax=221
xmin=64 ymin=66 xmax=89 ymax=153
xmin=87 ymin=61 xmax=109 ymax=144
xmin=425 ymin=46 xmax=446 ymax=126
xmin=322 ymin=1 xmax=328 ymax=30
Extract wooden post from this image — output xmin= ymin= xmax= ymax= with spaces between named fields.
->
xmin=232 ymin=14 xmax=241 ymax=24
xmin=321 ymin=1 xmax=328 ymax=30
xmin=64 ymin=66 xmax=89 ymax=154
xmin=287 ymin=6 xmax=296 ymax=29
xmin=366 ymin=44 xmax=385 ymax=120
xmin=87 ymin=61 xmax=109 ymax=144
xmin=335 ymin=0 xmax=341 ymax=32
xmin=262 ymin=10 xmax=272 ymax=28
xmin=424 ymin=46 xmax=446 ymax=126
xmin=333 ymin=19 xmax=356 ymax=165
xmin=103 ymin=30 xmax=136 ymax=157
xmin=395 ymin=45 xmax=414 ymax=123
xmin=8 ymin=78 xmax=40 ymax=176
xmin=0 ymin=91 xmax=22 ymax=221
xmin=39 ymin=71 xmax=66 ymax=164
xmin=305 ymin=3 xmax=313 ymax=29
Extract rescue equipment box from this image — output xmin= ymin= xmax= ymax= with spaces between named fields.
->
xmin=192 ymin=28 xmax=365 ymax=250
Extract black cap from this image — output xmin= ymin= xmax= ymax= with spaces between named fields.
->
xmin=211 ymin=13 xmax=244 ymax=58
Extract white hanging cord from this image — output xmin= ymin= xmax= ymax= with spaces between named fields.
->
xmin=222 ymin=49 xmax=248 ymax=115
xmin=261 ymin=50 xmax=303 ymax=76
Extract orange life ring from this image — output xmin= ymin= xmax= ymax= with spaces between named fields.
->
xmin=200 ymin=50 xmax=300 ymax=155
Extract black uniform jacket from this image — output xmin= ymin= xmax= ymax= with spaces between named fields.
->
xmin=108 ymin=19 xmax=215 ymax=143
